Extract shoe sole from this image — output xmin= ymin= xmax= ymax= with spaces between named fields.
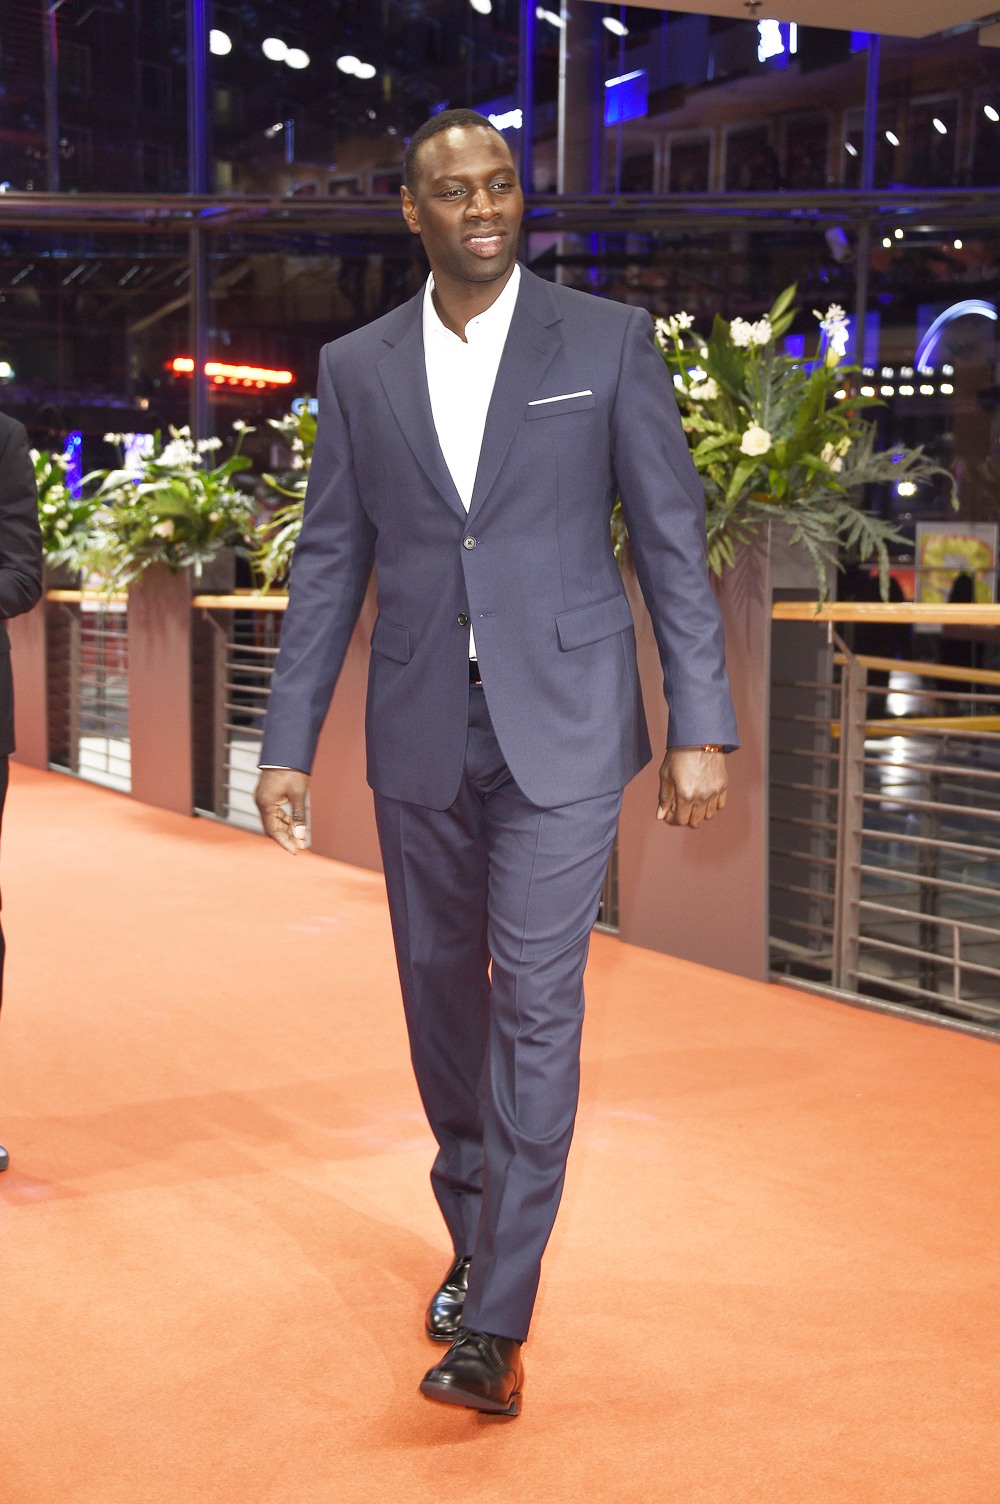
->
xmin=419 ymin=1379 xmax=522 ymax=1417
xmin=425 ymin=1327 xmax=458 ymax=1343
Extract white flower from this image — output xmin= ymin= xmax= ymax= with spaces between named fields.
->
xmin=740 ymin=424 xmax=772 ymax=457
xmin=672 ymin=373 xmax=687 ymax=393
xmin=197 ymin=436 xmax=222 ymax=452
xmin=152 ymin=520 xmax=175 ymax=538
xmin=655 ymin=311 xmax=695 ymax=344
xmin=158 ymin=439 xmax=198 ymax=468
xmin=232 ymin=419 xmax=250 ymax=433
xmin=689 ymin=377 xmax=719 ymax=401
xmin=103 ymin=432 xmax=125 ymax=445
xmin=291 ymin=454 xmax=305 ymax=469
xmin=821 ymin=439 xmax=849 ymax=472
xmin=730 ymin=317 xmax=772 ymax=349
xmin=169 ymin=425 xmax=191 ymax=440
xmin=208 ymin=511 xmax=220 ymax=523
xmin=814 ymin=303 xmax=851 ymax=365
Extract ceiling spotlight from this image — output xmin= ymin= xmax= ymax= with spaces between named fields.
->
xmin=603 ymin=16 xmax=628 ymax=35
xmin=265 ymin=122 xmax=283 ymax=137
xmin=354 ymin=61 xmax=377 ymax=79
xmin=882 ymin=237 xmax=892 ymax=248
xmin=885 ymin=130 xmax=900 ymax=147
xmin=469 ymin=0 xmax=493 ymax=12
xmin=285 ymin=47 xmax=310 ymax=69
xmin=954 ymin=238 xmax=963 ymax=249
xmin=337 ymin=54 xmax=361 ymax=74
xmin=932 ymin=117 xmax=948 ymax=135
xmin=209 ymin=29 xmax=231 ymax=55
xmin=985 ymin=105 xmax=1000 ymax=122
xmin=536 ymin=7 xmax=566 ymax=27
xmin=262 ymin=37 xmax=288 ymax=61
xmin=894 ymin=227 xmax=903 ymax=239
xmin=845 ymin=141 xmax=858 ymax=156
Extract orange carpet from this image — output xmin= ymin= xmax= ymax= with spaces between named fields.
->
xmin=1 ymin=763 xmax=998 ymax=1503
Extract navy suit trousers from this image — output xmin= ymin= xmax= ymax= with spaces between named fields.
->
xmin=374 ymin=686 xmax=621 ymax=1342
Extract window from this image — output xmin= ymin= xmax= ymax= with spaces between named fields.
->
xmin=140 ymin=143 xmax=171 ymax=191
xmin=724 ymin=124 xmax=779 ymax=192
xmin=139 ymin=63 xmax=170 ymax=116
xmin=783 ymin=114 xmax=829 ymax=190
xmin=907 ymin=97 xmax=959 ymax=187
xmin=59 ymin=41 xmax=91 ymax=96
xmin=669 ymin=136 xmax=712 ymax=194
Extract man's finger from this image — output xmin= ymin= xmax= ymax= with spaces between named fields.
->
xmin=262 ymin=800 xmax=299 ymax=855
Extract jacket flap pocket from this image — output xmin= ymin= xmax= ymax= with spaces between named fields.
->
xmin=370 ymin=616 xmax=411 ymax=664
xmin=525 ymin=390 xmax=595 ymax=420
xmin=556 ymin=592 xmax=634 ymax=651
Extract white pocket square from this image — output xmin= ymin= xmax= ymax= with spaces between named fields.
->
xmin=527 ymin=389 xmax=593 ymax=406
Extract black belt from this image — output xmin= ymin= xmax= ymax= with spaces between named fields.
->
xmin=469 ymin=658 xmax=482 ymax=685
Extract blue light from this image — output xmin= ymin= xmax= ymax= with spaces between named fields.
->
xmin=784 ymin=334 xmax=805 ymax=358
xmin=850 ymin=31 xmax=871 ymax=51
xmin=604 ymin=69 xmax=648 ymax=127
xmin=64 ymin=430 xmax=83 ymax=499
xmin=915 ymin=300 xmax=996 ymax=374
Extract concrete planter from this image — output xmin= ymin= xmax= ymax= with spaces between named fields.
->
xmin=616 ymin=521 xmax=831 ymax=983
xmin=127 ymin=564 xmax=193 ymax=815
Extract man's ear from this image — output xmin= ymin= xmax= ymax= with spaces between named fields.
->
xmin=400 ymin=186 xmax=421 ymax=236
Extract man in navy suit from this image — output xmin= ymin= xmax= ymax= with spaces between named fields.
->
xmin=256 ymin=109 xmax=737 ymax=1417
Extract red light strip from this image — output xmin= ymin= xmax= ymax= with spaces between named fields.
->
xmin=168 ymin=357 xmax=294 ymax=387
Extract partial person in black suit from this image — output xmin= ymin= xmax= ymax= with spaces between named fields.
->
xmin=0 ymin=412 xmax=45 ymax=1171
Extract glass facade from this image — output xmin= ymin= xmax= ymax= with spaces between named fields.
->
xmin=1 ymin=4 xmax=999 ymax=545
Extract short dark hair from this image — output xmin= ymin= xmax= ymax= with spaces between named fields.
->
xmin=403 ymin=108 xmax=508 ymax=193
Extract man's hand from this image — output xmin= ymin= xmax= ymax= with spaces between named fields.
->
xmin=657 ymin=747 xmax=728 ymax=828
xmin=255 ymin=768 xmax=310 ymax=854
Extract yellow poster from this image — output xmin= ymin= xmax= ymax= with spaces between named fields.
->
xmin=914 ymin=523 xmax=998 ymax=605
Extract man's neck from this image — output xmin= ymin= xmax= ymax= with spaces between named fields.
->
xmin=429 ymin=262 xmax=517 ymax=343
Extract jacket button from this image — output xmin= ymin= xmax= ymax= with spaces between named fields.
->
xmin=457 ymin=613 xmax=468 ymax=626
xmin=463 ymin=536 xmax=477 ymax=549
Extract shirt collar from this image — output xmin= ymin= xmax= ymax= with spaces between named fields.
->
xmin=423 ymin=262 xmax=521 ymax=347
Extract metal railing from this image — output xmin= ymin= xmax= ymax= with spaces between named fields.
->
xmin=46 ymin=597 xmax=130 ymax=793
xmin=770 ymin=634 xmax=1000 ymax=1030
xmin=194 ymin=603 xmax=283 ymax=832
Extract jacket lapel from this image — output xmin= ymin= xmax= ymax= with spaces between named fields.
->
xmin=376 ymin=292 xmax=467 ymax=523
xmin=467 ymin=272 xmax=562 ymax=522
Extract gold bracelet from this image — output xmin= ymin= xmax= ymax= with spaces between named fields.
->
xmin=701 ymin=745 xmax=724 ymax=753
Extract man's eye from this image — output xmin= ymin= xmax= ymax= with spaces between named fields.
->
xmin=491 ymin=180 xmax=513 ymax=192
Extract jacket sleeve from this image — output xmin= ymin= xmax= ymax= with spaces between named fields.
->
xmin=610 ymin=308 xmax=739 ymax=751
xmin=258 ymin=349 xmax=377 ymax=773
xmin=0 ymin=419 xmax=44 ymax=621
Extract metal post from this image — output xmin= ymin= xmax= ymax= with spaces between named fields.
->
xmin=42 ymin=0 xmax=60 ymax=192
xmin=833 ymin=644 xmax=867 ymax=991
xmin=186 ymin=0 xmax=210 ymax=441
xmin=518 ymin=0 xmax=535 ymax=192
xmin=853 ymin=34 xmax=880 ymax=366
xmin=556 ymin=8 xmax=568 ymax=194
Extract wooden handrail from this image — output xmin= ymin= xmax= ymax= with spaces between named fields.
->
xmin=46 ymin=589 xmax=128 ymax=604
xmin=833 ymin=652 xmax=1000 ymax=687
xmin=772 ymin=601 xmax=1000 ymax=625
xmin=192 ymin=594 xmax=288 ymax=609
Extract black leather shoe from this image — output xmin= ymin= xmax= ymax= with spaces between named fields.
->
xmin=420 ymin=1328 xmax=523 ymax=1416
xmin=0 ymin=1144 xmax=8 ymax=1172
xmin=425 ymin=1255 xmax=472 ymax=1342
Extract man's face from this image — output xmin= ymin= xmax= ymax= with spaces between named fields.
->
xmin=401 ymin=126 xmax=523 ymax=285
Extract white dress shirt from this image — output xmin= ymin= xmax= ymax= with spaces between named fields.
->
xmin=423 ymin=263 xmax=521 ymax=659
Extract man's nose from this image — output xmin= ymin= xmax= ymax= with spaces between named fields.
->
xmin=466 ymin=189 xmax=499 ymax=218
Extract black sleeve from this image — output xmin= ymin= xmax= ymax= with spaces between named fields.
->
xmin=0 ymin=418 xmax=44 ymax=620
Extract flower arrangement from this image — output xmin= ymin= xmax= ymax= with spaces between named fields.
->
xmin=616 ymin=285 xmax=954 ymax=598
xmin=82 ymin=424 xmax=257 ymax=590
xmin=253 ymin=404 xmax=315 ymax=592
xmin=32 ymin=446 xmax=98 ymax=574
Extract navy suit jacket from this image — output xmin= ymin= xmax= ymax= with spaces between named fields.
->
xmin=259 ymin=268 xmax=738 ymax=810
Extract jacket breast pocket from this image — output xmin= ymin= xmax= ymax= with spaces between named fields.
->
xmin=525 ymin=390 xmax=596 ymax=420
xmin=370 ymin=616 xmax=411 ymax=664
xmin=556 ymin=592 xmax=634 ymax=651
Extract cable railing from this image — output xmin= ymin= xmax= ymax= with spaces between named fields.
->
xmin=770 ymin=629 xmax=1000 ymax=1030
xmin=45 ymin=595 xmax=130 ymax=792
